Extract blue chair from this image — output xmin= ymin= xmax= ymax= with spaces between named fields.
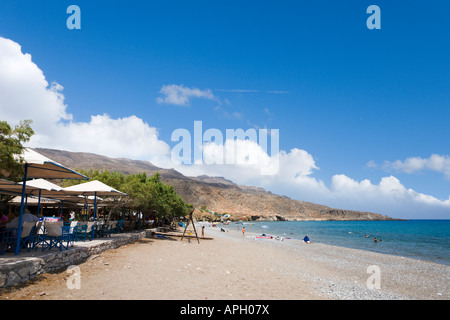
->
xmin=0 ymin=228 xmax=17 ymax=255
xmin=19 ymin=221 xmax=38 ymax=252
xmin=108 ymin=221 xmax=117 ymax=236
xmin=42 ymin=221 xmax=71 ymax=251
xmin=75 ymin=222 xmax=95 ymax=241
xmin=61 ymin=225 xmax=74 ymax=250
xmin=116 ymin=220 xmax=124 ymax=233
xmin=96 ymin=221 xmax=107 ymax=238
xmin=74 ymin=222 xmax=88 ymax=242
xmin=32 ymin=221 xmax=46 ymax=250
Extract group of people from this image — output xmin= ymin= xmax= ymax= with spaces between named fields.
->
xmin=0 ymin=210 xmax=39 ymax=229
xmin=364 ymin=235 xmax=382 ymax=243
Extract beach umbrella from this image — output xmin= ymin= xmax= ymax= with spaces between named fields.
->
xmin=19 ymin=179 xmax=94 ymax=217
xmin=19 ymin=148 xmax=89 ymax=180
xmin=0 ymin=179 xmax=43 ymax=196
xmin=63 ymin=180 xmax=127 ymax=222
xmin=10 ymin=148 xmax=88 ymax=255
xmin=64 ymin=180 xmax=127 ymax=239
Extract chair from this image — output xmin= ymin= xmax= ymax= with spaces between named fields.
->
xmin=96 ymin=220 xmax=107 ymax=237
xmin=116 ymin=220 xmax=124 ymax=233
xmin=102 ymin=221 xmax=116 ymax=238
xmin=1 ymin=228 xmax=17 ymax=255
xmin=32 ymin=221 xmax=45 ymax=250
xmin=42 ymin=221 xmax=70 ymax=251
xmin=109 ymin=221 xmax=117 ymax=236
xmin=20 ymin=221 xmax=38 ymax=252
xmin=68 ymin=221 xmax=78 ymax=241
xmin=75 ymin=221 xmax=95 ymax=241
xmin=74 ymin=221 xmax=88 ymax=242
xmin=61 ymin=224 xmax=75 ymax=250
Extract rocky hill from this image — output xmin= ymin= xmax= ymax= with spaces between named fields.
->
xmin=34 ymin=148 xmax=394 ymax=221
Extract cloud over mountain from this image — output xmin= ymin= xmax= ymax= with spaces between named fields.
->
xmin=1 ymin=37 xmax=449 ymax=219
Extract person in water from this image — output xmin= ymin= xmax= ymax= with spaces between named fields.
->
xmin=303 ymin=235 xmax=311 ymax=244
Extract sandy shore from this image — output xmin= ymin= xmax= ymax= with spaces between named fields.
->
xmin=0 ymin=224 xmax=448 ymax=300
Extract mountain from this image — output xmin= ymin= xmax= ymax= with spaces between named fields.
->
xmin=33 ymin=148 xmax=395 ymax=221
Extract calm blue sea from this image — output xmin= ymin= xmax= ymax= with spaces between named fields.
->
xmin=223 ymin=220 xmax=450 ymax=266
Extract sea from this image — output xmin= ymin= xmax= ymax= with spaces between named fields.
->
xmin=222 ymin=220 xmax=450 ymax=266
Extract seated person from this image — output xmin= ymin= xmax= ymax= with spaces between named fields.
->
xmin=6 ymin=210 xmax=38 ymax=228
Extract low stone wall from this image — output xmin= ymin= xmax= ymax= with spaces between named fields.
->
xmin=0 ymin=231 xmax=145 ymax=289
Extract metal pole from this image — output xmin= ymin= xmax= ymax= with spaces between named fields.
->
xmin=93 ymin=191 xmax=97 ymax=221
xmin=93 ymin=192 xmax=97 ymax=240
xmin=15 ymin=163 xmax=28 ymax=255
xmin=60 ymin=200 xmax=64 ymax=218
xmin=37 ymin=189 xmax=41 ymax=218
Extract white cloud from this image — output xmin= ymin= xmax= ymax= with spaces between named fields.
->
xmin=0 ymin=37 xmax=72 ymax=136
xmin=161 ymin=137 xmax=450 ymax=219
xmin=33 ymin=114 xmax=171 ymax=162
xmin=156 ymin=84 xmax=216 ymax=106
xmin=0 ymin=37 xmax=170 ymax=163
xmin=1 ymin=36 xmax=449 ymax=219
xmin=383 ymin=154 xmax=450 ymax=179
xmin=328 ymin=175 xmax=450 ymax=218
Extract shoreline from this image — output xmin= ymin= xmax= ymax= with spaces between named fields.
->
xmin=224 ymin=220 xmax=450 ymax=267
xmin=207 ymin=225 xmax=449 ymax=300
xmin=0 ymin=224 xmax=448 ymax=300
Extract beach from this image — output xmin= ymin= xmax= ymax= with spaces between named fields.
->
xmin=0 ymin=225 xmax=448 ymax=300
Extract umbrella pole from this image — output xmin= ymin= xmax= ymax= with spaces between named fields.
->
xmin=37 ymin=189 xmax=41 ymax=219
xmin=15 ymin=163 xmax=28 ymax=255
xmin=93 ymin=191 xmax=97 ymax=221
xmin=92 ymin=191 xmax=97 ymax=240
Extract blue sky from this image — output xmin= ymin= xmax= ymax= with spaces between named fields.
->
xmin=0 ymin=1 xmax=449 ymax=219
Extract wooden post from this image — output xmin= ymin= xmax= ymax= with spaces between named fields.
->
xmin=181 ymin=211 xmax=200 ymax=244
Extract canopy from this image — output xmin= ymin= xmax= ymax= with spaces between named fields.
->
xmin=0 ymin=179 xmax=41 ymax=196
xmin=0 ymin=179 xmax=92 ymax=208
xmin=6 ymin=149 xmax=87 ymax=255
xmin=18 ymin=179 xmax=84 ymax=199
xmin=20 ymin=148 xmax=89 ymax=180
xmin=24 ymin=178 xmax=62 ymax=191
xmin=63 ymin=180 xmax=126 ymax=196
xmin=64 ymin=180 xmax=126 ymax=223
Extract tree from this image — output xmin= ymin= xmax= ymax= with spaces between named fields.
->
xmin=0 ymin=120 xmax=34 ymax=179
xmin=62 ymin=169 xmax=190 ymax=220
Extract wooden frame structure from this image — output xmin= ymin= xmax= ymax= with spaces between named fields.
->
xmin=180 ymin=212 xmax=199 ymax=244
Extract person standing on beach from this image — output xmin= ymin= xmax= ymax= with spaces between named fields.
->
xmin=201 ymin=225 xmax=205 ymax=238
xmin=242 ymin=227 xmax=245 ymax=236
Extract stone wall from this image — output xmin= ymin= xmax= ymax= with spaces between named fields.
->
xmin=0 ymin=231 xmax=145 ymax=289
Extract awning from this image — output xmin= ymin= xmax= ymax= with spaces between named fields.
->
xmin=0 ymin=179 xmax=41 ymax=196
xmin=20 ymin=148 xmax=89 ymax=180
xmin=63 ymin=180 xmax=127 ymax=196
xmin=63 ymin=180 xmax=126 ymax=223
xmin=6 ymin=148 xmax=88 ymax=255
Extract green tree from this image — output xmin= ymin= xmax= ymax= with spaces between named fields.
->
xmin=0 ymin=120 xmax=34 ymax=210
xmin=0 ymin=120 xmax=34 ymax=179
xmin=62 ymin=169 xmax=190 ymax=220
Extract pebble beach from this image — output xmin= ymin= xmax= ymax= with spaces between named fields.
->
xmin=0 ymin=224 xmax=448 ymax=300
